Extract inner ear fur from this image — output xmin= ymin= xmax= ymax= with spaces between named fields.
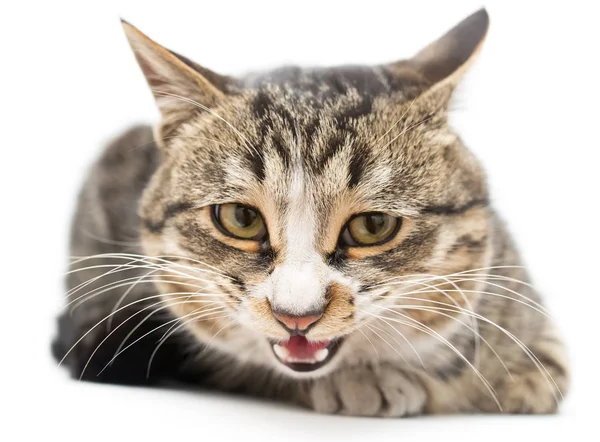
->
xmin=121 ymin=20 xmax=234 ymax=145
xmin=390 ymin=8 xmax=489 ymax=99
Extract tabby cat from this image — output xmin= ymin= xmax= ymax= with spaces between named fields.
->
xmin=53 ymin=9 xmax=569 ymax=416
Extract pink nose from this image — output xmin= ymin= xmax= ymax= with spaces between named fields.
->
xmin=272 ymin=311 xmax=323 ymax=333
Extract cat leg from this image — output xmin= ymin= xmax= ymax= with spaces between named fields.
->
xmin=492 ymin=338 xmax=569 ymax=414
xmin=305 ymin=363 xmax=427 ymax=417
xmin=466 ymin=328 xmax=570 ymax=414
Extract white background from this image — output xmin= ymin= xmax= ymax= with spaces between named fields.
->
xmin=1 ymin=0 xmax=599 ymax=440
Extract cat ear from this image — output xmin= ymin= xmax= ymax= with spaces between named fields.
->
xmin=391 ymin=8 xmax=489 ymax=95
xmin=121 ymin=20 xmax=234 ymax=144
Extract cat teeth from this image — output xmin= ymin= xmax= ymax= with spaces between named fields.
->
xmin=272 ymin=344 xmax=329 ymax=365
xmin=273 ymin=344 xmax=290 ymax=361
xmin=314 ymin=348 xmax=329 ymax=362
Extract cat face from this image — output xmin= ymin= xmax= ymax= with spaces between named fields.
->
xmin=124 ymin=10 xmax=492 ymax=377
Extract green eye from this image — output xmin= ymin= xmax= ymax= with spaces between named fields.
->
xmin=212 ymin=204 xmax=267 ymax=241
xmin=342 ymin=212 xmax=400 ymax=246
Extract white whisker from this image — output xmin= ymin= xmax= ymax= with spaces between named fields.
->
xmin=356 ymin=328 xmax=380 ymax=360
xmin=364 ymin=323 xmax=410 ymax=366
xmin=98 ymin=307 xmax=230 ymax=377
xmin=110 ymin=301 xmax=226 ymax=365
xmin=58 ymin=291 xmax=230 ymax=368
xmin=385 ymin=301 xmax=512 ymax=380
xmin=370 ymin=317 xmax=425 ymax=369
xmin=363 ymin=309 xmax=502 ymax=410
xmin=383 ymin=304 xmax=562 ymax=402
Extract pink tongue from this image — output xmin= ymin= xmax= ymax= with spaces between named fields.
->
xmin=280 ymin=336 xmax=329 ymax=358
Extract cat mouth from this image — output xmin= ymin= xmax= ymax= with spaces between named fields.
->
xmin=270 ymin=335 xmax=343 ymax=372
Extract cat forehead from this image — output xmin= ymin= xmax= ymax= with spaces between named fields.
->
xmin=171 ymin=107 xmax=445 ymax=218
xmin=176 ymin=69 xmax=436 ymax=164
xmin=241 ymin=65 xmax=426 ymax=100
xmin=165 ymin=66 xmax=452 ymax=206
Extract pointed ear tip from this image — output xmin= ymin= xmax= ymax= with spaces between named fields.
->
xmin=472 ymin=7 xmax=490 ymax=30
xmin=120 ymin=19 xmax=145 ymax=44
xmin=120 ymin=18 xmax=142 ymax=35
xmin=120 ymin=18 xmax=132 ymax=28
xmin=475 ymin=7 xmax=489 ymax=17
xmin=120 ymin=18 xmax=134 ymax=34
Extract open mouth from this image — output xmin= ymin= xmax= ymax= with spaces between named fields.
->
xmin=271 ymin=335 xmax=343 ymax=372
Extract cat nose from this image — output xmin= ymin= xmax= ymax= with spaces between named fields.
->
xmin=272 ymin=310 xmax=323 ymax=335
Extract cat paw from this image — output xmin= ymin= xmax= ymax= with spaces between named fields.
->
xmin=474 ymin=339 xmax=570 ymax=414
xmin=494 ymin=369 xmax=568 ymax=414
xmin=307 ymin=364 xmax=427 ymax=417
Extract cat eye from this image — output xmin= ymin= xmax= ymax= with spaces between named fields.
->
xmin=211 ymin=203 xmax=267 ymax=241
xmin=340 ymin=212 xmax=401 ymax=247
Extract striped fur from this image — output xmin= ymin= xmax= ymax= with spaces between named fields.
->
xmin=53 ymin=9 xmax=569 ymax=416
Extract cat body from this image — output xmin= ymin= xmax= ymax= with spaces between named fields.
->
xmin=53 ymin=9 xmax=569 ymax=416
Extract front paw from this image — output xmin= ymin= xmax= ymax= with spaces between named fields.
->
xmin=308 ymin=364 xmax=426 ymax=417
xmin=495 ymin=368 xmax=568 ymax=414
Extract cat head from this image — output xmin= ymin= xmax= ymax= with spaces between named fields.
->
xmin=123 ymin=9 xmax=491 ymax=377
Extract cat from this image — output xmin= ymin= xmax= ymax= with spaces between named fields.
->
xmin=53 ymin=8 xmax=569 ymax=416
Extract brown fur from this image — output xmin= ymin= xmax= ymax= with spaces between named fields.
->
xmin=53 ymin=9 xmax=569 ymax=416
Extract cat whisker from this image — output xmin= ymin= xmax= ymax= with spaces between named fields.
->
xmin=69 ymin=252 xmax=232 ymax=279
xmin=66 ymin=258 xmax=232 ymax=309
xmin=382 ymin=301 xmax=512 ymax=379
xmin=65 ymin=259 xmax=226 ymax=301
xmin=362 ymin=309 xmax=502 ymax=411
xmin=208 ymin=316 xmax=236 ymax=342
xmin=78 ymin=227 xmax=141 ymax=247
xmin=368 ymin=317 xmax=425 ymax=369
xmin=369 ymin=270 xmax=550 ymax=316
xmin=365 ymin=265 xmax=528 ymax=289
xmin=104 ymin=269 xmax=185 ymax=331
xmin=66 ymin=261 xmax=163 ymax=298
xmin=68 ymin=278 xmax=211 ymax=312
xmin=377 ymin=275 xmax=481 ymax=365
xmin=105 ymin=267 xmax=226 ymax=330
xmin=58 ymin=291 xmax=232 ymax=368
xmin=98 ymin=306 xmax=230 ymax=377
xmin=79 ymin=296 xmax=226 ymax=379
xmin=190 ymin=314 xmax=238 ymax=361
xmin=452 ymin=278 xmax=550 ymax=316
xmin=410 ymin=275 xmax=481 ymax=366
xmin=356 ymin=327 xmax=380 ymax=360
xmin=363 ymin=323 xmax=411 ymax=366
xmin=381 ymin=284 xmax=551 ymax=319
xmin=381 ymin=304 xmax=562 ymax=403
xmin=145 ymin=310 xmax=227 ymax=379
xmin=448 ymin=273 xmax=538 ymax=291
xmin=66 ymin=266 xmax=201 ymax=301
xmin=110 ymin=301 xmax=227 ymax=366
